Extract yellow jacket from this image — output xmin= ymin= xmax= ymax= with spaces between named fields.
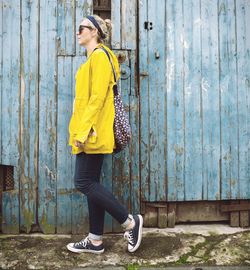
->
xmin=68 ymin=44 xmax=120 ymax=154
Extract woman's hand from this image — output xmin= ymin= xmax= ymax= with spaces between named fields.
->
xmin=74 ymin=140 xmax=85 ymax=148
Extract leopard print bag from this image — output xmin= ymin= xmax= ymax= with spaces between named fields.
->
xmin=100 ymin=48 xmax=131 ymax=153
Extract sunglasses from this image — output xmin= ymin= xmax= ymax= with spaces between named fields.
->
xmin=78 ymin=25 xmax=93 ymax=34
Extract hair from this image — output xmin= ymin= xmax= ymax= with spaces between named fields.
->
xmin=86 ymin=14 xmax=112 ymax=44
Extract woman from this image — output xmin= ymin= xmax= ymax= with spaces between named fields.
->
xmin=66 ymin=15 xmax=143 ymax=254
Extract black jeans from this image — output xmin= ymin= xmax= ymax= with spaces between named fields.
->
xmin=74 ymin=152 xmax=129 ymax=237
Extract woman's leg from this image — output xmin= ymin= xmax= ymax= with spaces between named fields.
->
xmin=68 ymin=152 xmax=143 ymax=254
xmin=74 ymin=152 xmax=105 ymax=239
xmin=74 ymin=152 xmax=130 ymax=234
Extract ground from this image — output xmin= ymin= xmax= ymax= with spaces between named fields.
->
xmin=0 ymin=225 xmax=250 ymax=269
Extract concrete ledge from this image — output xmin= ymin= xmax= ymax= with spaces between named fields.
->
xmin=0 ymin=225 xmax=250 ymax=269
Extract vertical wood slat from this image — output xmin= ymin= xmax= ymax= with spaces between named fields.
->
xmin=240 ymin=200 xmax=249 ymax=227
xmin=166 ymin=0 xmax=185 ymax=201
xmin=168 ymin=203 xmax=176 ymax=228
xmin=1 ymin=0 xmax=20 ymax=233
xmin=38 ymin=0 xmax=58 ymax=234
xmin=121 ymin=0 xmax=136 ymax=50
xmin=129 ymin=50 xmax=140 ymax=214
xmin=71 ymin=192 xmax=88 ymax=234
xmin=230 ymin=200 xmax=239 ymax=227
xmin=111 ymin=0 xmax=121 ymax=49
xmin=57 ymin=0 xmax=75 ymax=56
xmin=19 ymin=0 xmax=39 ymax=233
xmin=158 ymin=206 xmax=168 ymax=228
xmin=56 ymin=56 xmax=73 ymax=233
xmin=183 ymin=0 xmax=203 ymax=201
xmin=1 ymin=0 xmax=20 ymax=167
xmin=201 ymin=0 xmax=220 ymax=200
xmin=2 ymin=190 xmax=19 ymax=233
xmin=139 ymin=0 xmax=150 ymax=202
xmin=148 ymin=0 xmax=166 ymax=201
xmin=219 ymin=0 xmax=239 ymax=200
xmin=236 ymin=0 xmax=250 ymax=199
xmin=0 ymin=0 xmax=2 ymax=157
xmin=75 ymin=0 xmax=92 ymax=56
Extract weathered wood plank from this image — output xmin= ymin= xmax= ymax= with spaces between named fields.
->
xmin=183 ymin=0 xmax=203 ymax=201
xmin=2 ymin=189 xmax=19 ymax=233
xmin=1 ymin=0 xmax=20 ymax=167
xmin=240 ymin=198 xmax=249 ymax=227
xmin=166 ymin=0 xmax=185 ymax=201
xmin=0 ymin=0 xmax=2 ymax=157
xmin=230 ymin=201 xmax=240 ymax=227
xmin=1 ymin=0 xmax=20 ymax=233
xmin=201 ymin=0 xmax=221 ymax=200
xmin=75 ymin=0 xmax=92 ymax=56
xmin=144 ymin=205 xmax=158 ymax=227
xmin=175 ymin=201 xmax=229 ymax=223
xmin=38 ymin=0 xmax=58 ymax=234
xmin=71 ymin=191 xmax=88 ymax=234
xmin=57 ymin=0 xmax=75 ymax=56
xmin=221 ymin=201 xmax=250 ymax=212
xmin=240 ymin=211 xmax=249 ymax=227
xmin=148 ymin=0 xmax=166 ymax=201
xmin=19 ymin=0 xmax=39 ymax=233
xmin=121 ymin=0 xmax=136 ymax=50
xmin=219 ymin=0 xmax=239 ymax=200
xmin=167 ymin=203 xmax=176 ymax=228
xmin=111 ymin=0 xmax=121 ymax=49
xmin=129 ymin=50 xmax=140 ymax=214
xmin=158 ymin=207 xmax=168 ymax=228
xmin=57 ymin=56 xmax=73 ymax=233
xmin=236 ymin=0 xmax=250 ymax=199
xmin=139 ymin=0 xmax=150 ymax=201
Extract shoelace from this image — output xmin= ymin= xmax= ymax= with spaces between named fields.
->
xmin=124 ymin=230 xmax=134 ymax=245
xmin=75 ymin=237 xmax=90 ymax=248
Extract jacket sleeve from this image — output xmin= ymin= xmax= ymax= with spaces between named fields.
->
xmin=74 ymin=51 xmax=112 ymax=143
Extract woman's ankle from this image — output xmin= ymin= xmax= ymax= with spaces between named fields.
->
xmin=125 ymin=218 xmax=135 ymax=230
xmin=89 ymin=238 xmax=103 ymax=246
xmin=88 ymin=233 xmax=103 ymax=245
xmin=122 ymin=214 xmax=135 ymax=231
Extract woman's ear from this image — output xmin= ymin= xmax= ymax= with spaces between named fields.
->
xmin=92 ymin=28 xmax=98 ymax=39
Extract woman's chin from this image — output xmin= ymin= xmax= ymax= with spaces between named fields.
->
xmin=77 ymin=40 xmax=84 ymax=46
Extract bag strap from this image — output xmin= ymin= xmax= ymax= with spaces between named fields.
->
xmin=93 ymin=46 xmax=118 ymax=95
xmin=99 ymin=47 xmax=117 ymax=82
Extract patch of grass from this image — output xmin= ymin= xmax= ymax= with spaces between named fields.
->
xmin=127 ymin=264 xmax=139 ymax=270
xmin=175 ymin=254 xmax=189 ymax=265
xmin=175 ymin=237 xmax=213 ymax=265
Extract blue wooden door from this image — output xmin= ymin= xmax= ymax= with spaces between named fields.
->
xmin=139 ymin=0 xmax=250 ymax=202
xmin=1 ymin=0 xmax=139 ymax=234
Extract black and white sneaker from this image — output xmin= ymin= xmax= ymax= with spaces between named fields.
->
xmin=124 ymin=214 xmax=143 ymax=252
xmin=67 ymin=236 xmax=104 ymax=254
